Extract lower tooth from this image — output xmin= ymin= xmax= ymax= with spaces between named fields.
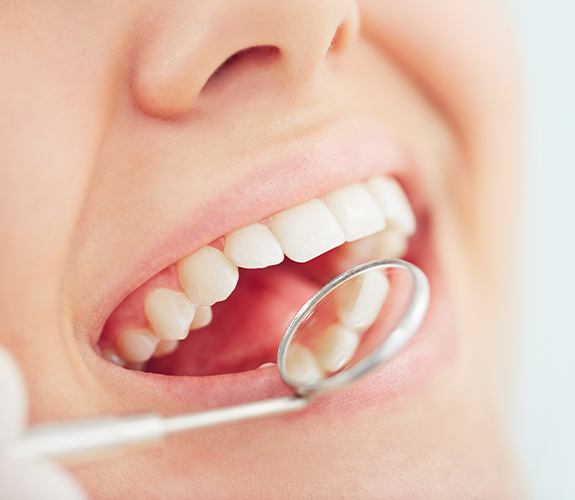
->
xmin=336 ymin=270 xmax=389 ymax=331
xmin=189 ymin=305 xmax=213 ymax=330
xmin=285 ymin=344 xmax=325 ymax=385
xmin=374 ymin=227 xmax=408 ymax=259
xmin=115 ymin=328 xmax=159 ymax=363
xmin=312 ymin=324 xmax=359 ymax=372
xmin=257 ymin=362 xmax=276 ymax=369
xmin=125 ymin=362 xmax=146 ymax=371
xmin=153 ymin=340 xmax=179 ymax=357
xmin=101 ymin=348 xmax=126 ymax=367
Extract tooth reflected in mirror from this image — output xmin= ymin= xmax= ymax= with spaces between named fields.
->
xmin=282 ymin=263 xmax=417 ymax=389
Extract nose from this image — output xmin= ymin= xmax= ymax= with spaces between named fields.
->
xmin=132 ymin=0 xmax=359 ymax=119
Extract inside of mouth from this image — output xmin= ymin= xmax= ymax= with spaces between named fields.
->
xmin=96 ymin=176 xmax=420 ymax=377
xmin=98 ymin=238 xmax=405 ymax=376
xmin=148 ymin=258 xmax=326 ymax=376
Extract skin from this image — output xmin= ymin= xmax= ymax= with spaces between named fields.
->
xmin=0 ymin=0 xmax=523 ymax=498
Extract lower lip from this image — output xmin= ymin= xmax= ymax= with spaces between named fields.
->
xmin=102 ymin=224 xmax=458 ymax=416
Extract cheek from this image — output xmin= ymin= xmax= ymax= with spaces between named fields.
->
xmin=358 ymin=0 xmax=521 ymax=236
xmin=0 ymin=8 xmax=121 ymax=355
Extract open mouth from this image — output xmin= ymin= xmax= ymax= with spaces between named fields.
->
xmin=96 ymin=174 xmax=418 ymax=379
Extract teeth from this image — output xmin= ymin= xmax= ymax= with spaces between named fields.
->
xmin=285 ymin=344 xmax=325 ymax=385
xmin=101 ymin=348 xmax=126 ymax=367
xmin=153 ymin=340 xmax=179 ymax=358
xmin=190 ymin=305 xmax=213 ymax=330
xmin=257 ymin=362 xmax=276 ymax=369
xmin=103 ymin=176 xmax=416 ymax=370
xmin=270 ymin=199 xmax=345 ymax=263
xmin=341 ymin=226 xmax=409 ymax=266
xmin=373 ymin=227 xmax=409 ymax=259
xmin=322 ymin=183 xmax=385 ymax=242
xmin=115 ymin=328 xmax=159 ymax=363
xmin=144 ymin=288 xmax=196 ymax=340
xmin=312 ymin=324 xmax=359 ymax=372
xmin=224 ymin=223 xmax=284 ymax=269
xmin=177 ymin=247 xmax=239 ymax=306
xmin=337 ymin=270 xmax=389 ymax=331
xmin=366 ymin=176 xmax=416 ymax=235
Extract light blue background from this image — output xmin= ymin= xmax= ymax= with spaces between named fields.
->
xmin=512 ymin=1 xmax=575 ymax=498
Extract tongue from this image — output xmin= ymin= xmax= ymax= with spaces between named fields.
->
xmin=147 ymin=264 xmax=319 ymax=376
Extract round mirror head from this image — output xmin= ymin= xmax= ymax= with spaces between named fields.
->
xmin=277 ymin=259 xmax=429 ymax=398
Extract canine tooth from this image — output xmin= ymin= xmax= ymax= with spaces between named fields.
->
xmin=312 ymin=324 xmax=359 ymax=372
xmin=374 ymin=227 xmax=408 ymax=258
xmin=144 ymin=288 xmax=196 ymax=340
xmin=322 ymin=183 xmax=385 ymax=242
xmin=366 ymin=176 xmax=416 ymax=235
xmin=224 ymin=223 xmax=284 ymax=269
xmin=285 ymin=344 xmax=325 ymax=385
xmin=115 ymin=328 xmax=159 ymax=363
xmin=190 ymin=305 xmax=213 ymax=330
xmin=153 ymin=340 xmax=179 ymax=357
xmin=101 ymin=348 xmax=126 ymax=367
xmin=270 ymin=199 xmax=345 ymax=263
xmin=178 ymin=247 xmax=239 ymax=306
xmin=337 ymin=270 xmax=389 ymax=331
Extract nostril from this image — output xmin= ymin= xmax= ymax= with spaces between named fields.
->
xmin=203 ymin=45 xmax=280 ymax=91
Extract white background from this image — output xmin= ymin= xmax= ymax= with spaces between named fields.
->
xmin=511 ymin=1 xmax=575 ymax=498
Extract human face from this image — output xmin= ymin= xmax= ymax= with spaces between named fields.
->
xmin=0 ymin=0 xmax=522 ymax=497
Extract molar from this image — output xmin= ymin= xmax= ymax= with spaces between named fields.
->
xmin=322 ymin=183 xmax=385 ymax=242
xmin=366 ymin=176 xmax=416 ymax=235
xmin=115 ymin=327 xmax=159 ymax=363
xmin=101 ymin=348 xmax=126 ymax=367
xmin=224 ymin=223 xmax=284 ymax=269
xmin=270 ymin=199 xmax=345 ymax=263
xmin=144 ymin=288 xmax=196 ymax=340
xmin=177 ymin=247 xmax=239 ymax=306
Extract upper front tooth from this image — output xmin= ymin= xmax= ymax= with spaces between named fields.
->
xmin=224 ymin=223 xmax=284 ymax=269
xmin=322 ymin=183 xmax=385 ymax=242
xmin=366 ymin=176 xmax=416 ymax=236
xmin=337 ymin=270 xmax=389 ymax=331
xmin=144 ymin=288 xmax=196 ymax=340
xmin=177 ymin=247 xmax=239 ymax=306
xmin=312 ymin=324 xmax=359 ymax=372
xmin=270 ymin=199 xmax=345 ymax=263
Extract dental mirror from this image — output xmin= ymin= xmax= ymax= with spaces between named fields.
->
xmin=278 ymin=258 xmax=429 ymax=398
xmin=7 ymin=259 xmax=429 ymax=465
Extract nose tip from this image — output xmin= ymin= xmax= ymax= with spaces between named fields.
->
xmin=132 ymin=0 xmax=360 ymax=120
